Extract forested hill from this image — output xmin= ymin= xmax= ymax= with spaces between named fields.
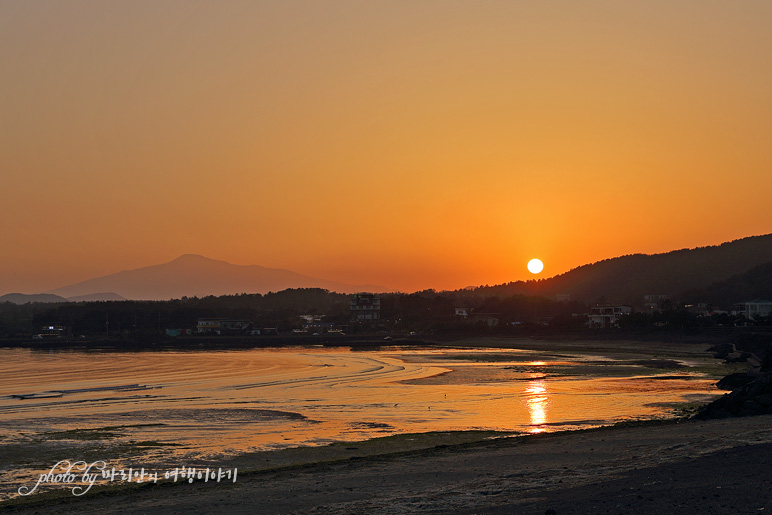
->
xmin=467 ymin=234 xmax=772 ymax=305
xmin=681 ymin=262 xmax=772 ymax=307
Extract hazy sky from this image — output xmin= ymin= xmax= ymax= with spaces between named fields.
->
xmin=2 ymin=1 xmax=772 ymax=294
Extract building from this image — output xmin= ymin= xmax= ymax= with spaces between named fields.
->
xmin=350 ymin=293 xmax=380 ymax=322
xmin=302 ymin=322 xmax=350 ymax=334
xmin=454 ymin=307 xmax=470 ymax=319
xmin=165 ymin=328 xmax=193 ymax=337
xmin=33 ymin=325 xmax=67 ymax=339
xmin=685 ymin=303 xmax=710 ymax=316
xmin=197 ymin=318 xmax=221 ymax=334
xmin=733 ymin=300 xmax=772 ymax=321
xmin=471 ymin=313 xmax=500 ymax=327
xmin=643 ymin=294 xmax=669 ymax=312
xmin=587 ymin=306 xmax=631 ymax=328
xmin=196 ymin=318 xmax=252 ymax=335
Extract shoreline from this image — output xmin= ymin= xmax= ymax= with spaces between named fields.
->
xmin=3 ymin=414 xmax=771 ymax=513
xmin=0 ymin=336 xmax=749 ymax=513
xmin=0 ymin=326 xmax=757 ymax=351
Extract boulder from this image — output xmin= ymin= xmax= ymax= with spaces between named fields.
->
xmin=696 ymin=372 xmax=772 ymax=419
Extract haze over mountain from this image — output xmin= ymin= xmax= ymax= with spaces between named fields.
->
xmin=469 ymin=234 xmax=772 ymax=306
xmin=46 ymin=255 xmax=388 ymax=301
xmin=66 ymin=292 xmax=127 ymax=303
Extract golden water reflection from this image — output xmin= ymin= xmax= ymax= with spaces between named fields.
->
xmin=525 ymin=377 xmax=549 ymax=433
xmin=0 ymin=345 xmax=722 ymax=497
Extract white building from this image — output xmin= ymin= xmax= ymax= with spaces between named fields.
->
xmin=454 ymin=307 xmax=470 ymax=318
xmin=733 ymin=300 xmax=772 ymax=320
xmin=587 ymin=306 xmax=631 ymax=328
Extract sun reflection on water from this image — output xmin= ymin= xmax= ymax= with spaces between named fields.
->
xmin=0 ymin=344 xmax=722 ymax=496
xmin=525 ymin=378 xmax=549 ymax=433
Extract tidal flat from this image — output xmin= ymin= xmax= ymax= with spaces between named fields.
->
xmin=0 ymin=338 xmax=732 ymax=507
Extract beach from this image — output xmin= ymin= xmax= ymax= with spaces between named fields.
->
xmin=4 ymin=414 xmax=772 ymax=514
xmin=0 ymin=337 xmax=761 ymax=513
xmin=0 ymin=338 xmax=728 ymax=499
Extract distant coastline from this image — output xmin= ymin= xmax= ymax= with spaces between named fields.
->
xmin=1 ymin=326 xmax=767 ymax=351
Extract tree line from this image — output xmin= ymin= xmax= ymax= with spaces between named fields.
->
xmin=1 ymin=287 xmax=769 ymax=339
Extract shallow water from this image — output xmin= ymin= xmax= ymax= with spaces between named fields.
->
xmin=0 ymin=344 xmax=721 ymax=499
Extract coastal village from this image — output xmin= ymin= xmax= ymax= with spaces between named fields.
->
xmin=171 ymin=296 xmax=772 ymax=337
xmin=188 ymin=297 xmax=772 ymax=336
xmin=14 ymin=293 xmax=772 ymax=342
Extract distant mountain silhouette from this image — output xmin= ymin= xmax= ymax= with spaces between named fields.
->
xmin=0 ymin=293 xmax=68 ymax=304
xmin=46 ymin=254 xmax=388 ymax=301
xmin=471 ymin=234 xmax=772 ymax=304
xmin=66 ymin=292 xmax=127 ymax=302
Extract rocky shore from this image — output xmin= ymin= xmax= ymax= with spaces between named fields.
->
xmin=697 ymin=335 xmax=772 ymax=419
xmin=698 ymin=373 xmax=772 ymax=418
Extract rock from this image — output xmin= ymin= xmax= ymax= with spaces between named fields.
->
xmin=726 ymin=353 xmax=749 ymax=363
xmin=742 ymin=400 xmax=765 ymax=413
xmin=708 ymin=343 xmax=734 ymax=360
xmin=748 ymin=382 xmax=767 ymax=397
xmin=696 ymin=372 xmax=772 ymax=419
xmin=716 ymin=373 xmax=754 ymax=391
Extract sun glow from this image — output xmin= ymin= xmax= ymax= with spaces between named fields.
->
xmin=527 ymin=259 xmax=544 ymax=274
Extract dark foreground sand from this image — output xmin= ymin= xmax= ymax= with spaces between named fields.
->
xmin=4 ymin=414 xmax=772 ymax=514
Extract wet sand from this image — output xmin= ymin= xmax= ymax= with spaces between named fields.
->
xmin=0 ymin=339 xmax=726 ymax=496
xmin=4 ymin=415 xmax=772 ymax=514
xmin=0 ymin=337 xmax=751 ymax=513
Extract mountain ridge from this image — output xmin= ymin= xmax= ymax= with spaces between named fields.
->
xmin=12 ymin=233 xmax=772 ymax=304
xmin=0 ymin=293 xmax=69 ymax=304
xmin=45 ymin=255 xmax=388 ymax=301
xmin=465 ymin=233 xmax=772 ymax=305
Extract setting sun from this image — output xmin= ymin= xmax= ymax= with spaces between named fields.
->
xmin=527 ymin=259 xmax=544 ymax=274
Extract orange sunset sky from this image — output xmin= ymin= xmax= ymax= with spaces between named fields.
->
xmin=2 ymin=1 xmax=772 ymax=294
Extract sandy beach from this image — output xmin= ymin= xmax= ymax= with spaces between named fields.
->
xmin=3 ymin=413 xmax=771 ymax=514
xmin=0 ymin=337 xmax=759 ymax=514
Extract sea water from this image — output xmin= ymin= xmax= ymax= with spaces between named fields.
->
xmin=0 ymin=344 xmax=721 ymax=499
